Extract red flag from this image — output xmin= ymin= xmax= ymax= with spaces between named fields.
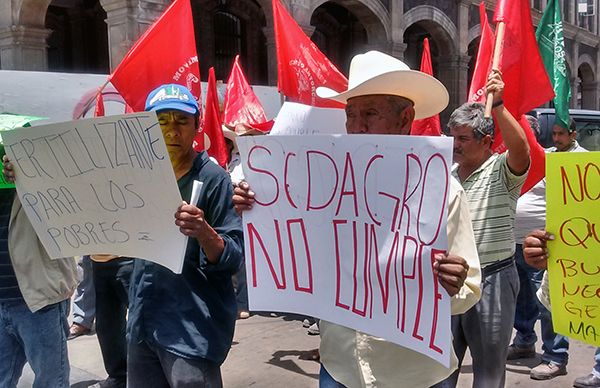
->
xmin=468 ymin=3 xmax=494 ymax=103
xmin=223 ymin=55 xmax=272 ymax=130
xmin=109 ymin=0 xmax=201 ymax=112
xmin=492 ymin=0 xmax=554 ymax=194
xmin=493 ymin=0 xmax=554 ymax=117
xmin=272 ymin=0 xmax=347 ymax=108
xmin=94 ymin=90 xmax=105 ymax=117
xmin=411 ymin=38 xmax=442 ymax=136
xmin=200 ymin=67 xmax=228 ymax=167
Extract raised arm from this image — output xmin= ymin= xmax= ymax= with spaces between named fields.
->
xmin=486 ymin=70 xmax=530 ymax=175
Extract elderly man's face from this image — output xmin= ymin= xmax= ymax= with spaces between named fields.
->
xmin=157 ymin=109 xmax=197 ymax=164
xmin=552 ymin=124 xmax=576 ymax=152
xmin=345 ymin=95 xmax=414 ymax=135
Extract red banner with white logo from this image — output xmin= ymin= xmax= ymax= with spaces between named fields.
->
xmin=109 ymin=0 xmax=201 ymax=112
xmin=273 ymin=0 xmax=347 ymax=108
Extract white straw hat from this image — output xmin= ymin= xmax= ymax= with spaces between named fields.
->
xmin=316 ymin=51 xmax=449 ymax=119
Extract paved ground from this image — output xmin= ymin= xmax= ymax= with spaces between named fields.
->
xmin=18 ymin=312 xmax=598 ymax=387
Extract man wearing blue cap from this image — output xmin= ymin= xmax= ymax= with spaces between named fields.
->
xmin=126 ymin=84 xmax=243 ymax=387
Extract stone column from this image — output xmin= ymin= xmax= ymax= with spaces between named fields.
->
xmin=458 ymin=0 xmax=469 ymax=56
xmin=0 ymin=26 xmax=51 ymax=70
xmin=299 ymin=24 xmax=315 ymax=38
xmin=290 ymin=0 xmax=313 ymax=28
xmin=390 ymin=0 xmax=405 ymax=59
xmin=100 ymin=0 xmax=169 ymax=71
xmin=366 ymin=41 xmax=391 ymax=54
xmin=262 ymin=26 xmax=277 ymax=86
xmin=581 ymin=81 xmax=598 ymax=109
xmin=571 ymin=41 xmax=580 ymax=108
xmin=437 ymin=55 xmax=471 ymax=121
xmin=390 ymin=41 xmax=407 ymax=60
xmin=571 ymin=77 xmax=580 ymax=108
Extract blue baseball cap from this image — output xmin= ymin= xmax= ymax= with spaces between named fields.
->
xmin=144 ymin=84 xmax=199 ymax=114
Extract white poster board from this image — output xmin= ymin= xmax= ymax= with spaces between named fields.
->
xmin=237 ymin=134 xmax=453 ymax=366
xmin=2 ymin=112 xmax=187 ymax=273
xmin=270 ymin=102 xmax=346 ymax=135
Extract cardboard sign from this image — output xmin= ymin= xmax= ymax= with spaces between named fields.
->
xmin=2 ymin=113 xmax=187 ymax=273
xmin=546 ymin=152 xmax=600 ymax=346
xmin=270 ymin=102 xmax=346 ymax=135
xmin=237 ymin=134 xmax=453 ymax=366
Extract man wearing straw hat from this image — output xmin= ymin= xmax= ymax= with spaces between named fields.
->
xmin=233 ymin=50 xmax=482 ymax=387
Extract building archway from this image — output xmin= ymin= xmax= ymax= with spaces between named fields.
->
xmin=309 ymin=0 xmax=389 ymax=40
xmin=16 ymin=0 xmax=53 ymax=26
xmin=45 ymin=0 xmax=109 ymax=73
xmin=577 ymin=59 xmax=596 ymax=109
xmin=402 ymin=6 xmax=461 ymax=118
xmin=309 ymin=1 xmax=388 ymax=74
xmin=192 ymin=0 xmax=268 ymax=85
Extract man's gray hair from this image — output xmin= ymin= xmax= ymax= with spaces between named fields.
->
xmin=525 ymin=115 xmax=540 ymax=136
xmin=447 ymin=102 xmax=494 ymax=140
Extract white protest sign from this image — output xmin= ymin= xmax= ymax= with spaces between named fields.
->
xmin=237 ymin=134 xmax=453 ymax=366
xmin=270 ymin=102 xmax=346 ymax=135
xmin=2 ymin=112 xmax=187 ymax=273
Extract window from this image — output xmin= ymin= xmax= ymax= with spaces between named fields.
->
xmin=214 ymin=11 xmax=242 ymax=80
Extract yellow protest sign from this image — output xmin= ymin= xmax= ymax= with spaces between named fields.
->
xmin=546 ymin=152 xmax=600 ymax=347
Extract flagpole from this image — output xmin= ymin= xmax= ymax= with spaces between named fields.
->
xmin=484 ymin=22 xmax=506 ymax=118
xmin=76 ymin=79 xmax=110 ymax=119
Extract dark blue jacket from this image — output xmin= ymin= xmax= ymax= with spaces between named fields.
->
xmin=127 ymin=152 xmax=243 ymax=364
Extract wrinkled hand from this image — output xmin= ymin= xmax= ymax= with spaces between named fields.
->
xmin=433 ymin=252 xmax=469 ymax=297
xmin=2 ymin=155 xmax=15 ymax=183
xmin=232 ymin=181 xmax=255 ymax=215
xmin=174 ymin=201 xmax=208 ymax=238
xmin=523 ymin=229 xmax=554 ymax=270
xmin=486 ymin=69 xmax=505 ymax=105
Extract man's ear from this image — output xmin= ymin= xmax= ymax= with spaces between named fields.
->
xmin=401 ymin=106 xmax=416 ymax=132
xmin=569 ymin=131 xmax=577 ymax=141
xmin=482 ymin=134 xmax=493 ymax=148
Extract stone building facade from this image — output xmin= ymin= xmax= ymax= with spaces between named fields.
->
xmin=1 ymin=0 xmax=600 ymax=116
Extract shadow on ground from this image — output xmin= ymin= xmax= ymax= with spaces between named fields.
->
xmin=71 ymin=380 xmax=100 ymax=388
xmin=268 ymin=350 xmax=320 ymax=380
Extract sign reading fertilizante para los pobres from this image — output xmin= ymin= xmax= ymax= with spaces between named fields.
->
xmin=2 ymin=113 xmax=187 ymax=273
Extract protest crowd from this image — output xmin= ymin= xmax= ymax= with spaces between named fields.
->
xmin=0 ymin=0 xmax=599 ymax=388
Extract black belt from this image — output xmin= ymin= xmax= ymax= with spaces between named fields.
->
xmin=482 ymin=257 xmax=515 ymax=278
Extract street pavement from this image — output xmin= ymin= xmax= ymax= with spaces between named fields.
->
xmin=18 ymin=312 xmax=598 ymax=387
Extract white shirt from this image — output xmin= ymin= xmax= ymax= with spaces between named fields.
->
xmin=319 ymin=178 xmax=481 ymax=388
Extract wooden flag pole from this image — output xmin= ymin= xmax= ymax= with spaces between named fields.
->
xmin=484 ymin=21 xmax=506 ymax=118
xmin=76 ymin=78 xmax=110 ymax=119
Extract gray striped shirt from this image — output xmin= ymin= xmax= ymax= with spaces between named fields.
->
xmin=452 ymin=153 xmax=526 ymax=266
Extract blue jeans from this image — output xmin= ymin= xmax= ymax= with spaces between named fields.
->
xmin=93 ymin=258 xmax=133 ymax=385
xmin=593 ymin=348 xmax=600 ymax=376
xmin=232 ymin=262 xmax=248 ymax=311
xmin=0 ymin=299 xmax=70 ymax=388
xmin=512 ymin=244 xmax=568 ymax=365
xmin=128 ymin=340 xmax=223 ymax=388
xmin=434 ymin=262 xmax=519 ymax=388
xmin=319 ymin=365 xmax=346 ymax=388
xmin=72 ymin=255 xmax=95 ymax=329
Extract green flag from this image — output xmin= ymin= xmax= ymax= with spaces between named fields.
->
xmin=536 ymin=0 xmax=571 ymax=129
xmin=0 ymin=113 xmax=45 ymax=189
